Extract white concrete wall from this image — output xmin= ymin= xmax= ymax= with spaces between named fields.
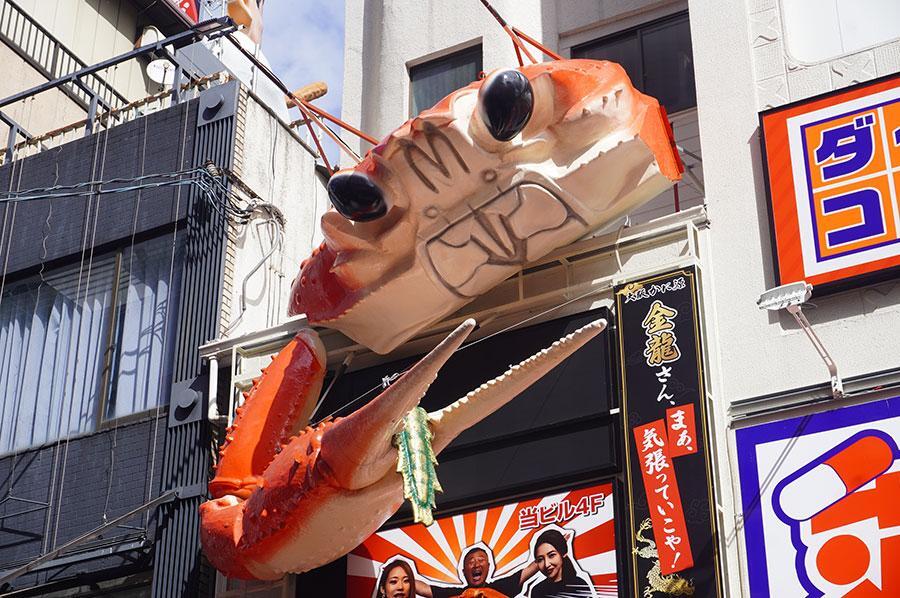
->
xmin=749 ymin=0 xmax=900 ymax=111
xmin=693 ymin=0 xmax=900 ymax=406
xmin=224 ymin=91 xmax=328 ymax=338
xmin=690 ymin=0 xmax=900 ymax=594
xmin=342 ymin=0 xmax=551 ymax=158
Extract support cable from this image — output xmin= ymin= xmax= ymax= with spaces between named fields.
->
xmin=0 ymin=490 xmax=177 ymax=587
xmin=51 ymin=117 xmax=112 ymax=550
xmin=0 ymin=151 xmax=21 ymax=504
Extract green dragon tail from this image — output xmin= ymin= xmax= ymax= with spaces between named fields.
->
xmin=394 ymin=407 xmax=442 ymax=526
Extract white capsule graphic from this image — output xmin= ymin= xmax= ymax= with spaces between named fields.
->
xmin=775 ymin=433 xmax=895 ymax=522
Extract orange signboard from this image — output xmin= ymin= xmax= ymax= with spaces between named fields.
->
xmin=761 ymin=74 xmax=900 ymax=290
xmin=633 ymin=421 xmax=693 ymax=574
xmin=347 ymin=483 xmax=617 ymax=598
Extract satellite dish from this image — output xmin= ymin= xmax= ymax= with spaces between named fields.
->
xmin=147 ymin=59 xmax=177 ymax=85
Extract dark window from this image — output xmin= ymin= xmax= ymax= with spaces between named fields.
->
xmin=573 ymin=12 xmax=696 ymax=114
xmin=409 ymin=45 xmax=483 ymax=116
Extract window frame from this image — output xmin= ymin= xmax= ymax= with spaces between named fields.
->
xmin=571 ymin=10 xmax=696 ymax=115
xmin=215 ymin=570 xmax=295 ymax=597
xmin=407 ymin=42 xmax=483 ymax=117
xmin=97 ymin=230 xmax=183 ymax=429
xmin=97 ymin=249 xmax=125 ymax=429
xmin=0 ymin=226 xmax=183 ymax=455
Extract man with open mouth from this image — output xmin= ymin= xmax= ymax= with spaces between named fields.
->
xmin=415 ymin=546 xmax=538 ymax=598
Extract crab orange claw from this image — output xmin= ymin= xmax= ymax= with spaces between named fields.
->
xmin=200 ymin=318 xmax=607 ymax=579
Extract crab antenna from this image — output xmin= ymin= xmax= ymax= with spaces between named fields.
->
xmin=286 ymin=93 xmax=379 ymax=174
xmin=511 ymin=26 xmax=563 ymax=61
xmin=477 ymin=0 xmax=562 ymax=64
xmin=478 ymin=0 xmax=535 ymax=65
xmin=222 ymin=32 xmax=378 ymax=172
xmin=288 ymin=96 xmax=335 ymax=173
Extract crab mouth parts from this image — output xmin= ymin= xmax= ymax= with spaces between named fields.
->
xmin=424 ymin=181 xmax=587 ymax=298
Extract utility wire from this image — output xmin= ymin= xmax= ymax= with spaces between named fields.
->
xmin=0 ymin=166 xmax=265 ymax=230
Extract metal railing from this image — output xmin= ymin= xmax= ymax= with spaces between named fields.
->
xmin=0 ymin=0 xmax=129 ymax=111
xmin=0 ymin=16 xmax=238 ymax=162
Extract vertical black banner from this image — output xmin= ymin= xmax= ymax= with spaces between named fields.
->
xmin=615 ymin=267 xmax=721 ymax=597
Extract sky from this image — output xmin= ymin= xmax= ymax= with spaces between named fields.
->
xmin=261 ymin=0 xmax=345 ymax=165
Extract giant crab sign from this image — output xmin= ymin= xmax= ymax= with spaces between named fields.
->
xmin=199 ymin=58 xmax=682 ymax=580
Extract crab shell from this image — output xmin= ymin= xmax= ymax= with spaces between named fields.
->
xmin=291 ymin=59 xmax=681 ymax=354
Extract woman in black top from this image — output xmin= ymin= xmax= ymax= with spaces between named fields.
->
xmin=529 ymin=530 xmax=593 ymax=598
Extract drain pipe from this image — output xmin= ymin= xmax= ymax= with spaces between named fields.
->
xmin=207 ymin=355 xmax=225 ymax=423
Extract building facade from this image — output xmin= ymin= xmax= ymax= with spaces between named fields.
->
xmin=1 ymin=0 xmax=898 ymax=597
xmin=0 ymin=1 xmax=328 ymax=596
xmin=282 ymin=0 xmax=899 ymax=596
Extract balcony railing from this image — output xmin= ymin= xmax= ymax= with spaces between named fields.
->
xmin=0 ymin=16 xmax=238 ymax=163
xmin=0 ymin=0 xmax=129 ymax=111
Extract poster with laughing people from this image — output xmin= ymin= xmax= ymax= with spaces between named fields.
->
xmin=347 ymin=483 xmax=617 ymax=598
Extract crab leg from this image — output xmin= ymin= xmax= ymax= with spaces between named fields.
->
xmin=209 ymin=329 xmax=327 ymax=499
xmin=319 ymin=319 xmax=476 ymax=490
xmin=430 ymin=319 xmax=607 ymax=453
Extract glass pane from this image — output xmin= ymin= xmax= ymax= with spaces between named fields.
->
xmin=642 ymin=15 xmax=697 ymax=113
xmin=104 ymin=235 xmax=182 ymax=420
xmin=410 ymin=45 xmax=482 ymax=115
xmin=0 ymin=255 xmax=116 ymax=452
xmin=783 ymin=0 xmax=900 ymax=63
xmin=572 ymin=32 xmax=643 ymax=91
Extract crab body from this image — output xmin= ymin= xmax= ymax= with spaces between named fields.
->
xmin=293 ymin=59 xmax=680 ymax=353
xmin=200 ymin=58 xmax=680 ymax=580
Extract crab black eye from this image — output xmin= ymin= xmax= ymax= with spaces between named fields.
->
xmin=477 ymin=69 xmax=533 ymax=141
xmin=327 ymin=171 xmax=387 ymax=222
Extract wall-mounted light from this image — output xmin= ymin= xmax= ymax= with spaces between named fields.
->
xmin=757 ymin=281 xmax=844 ymax=399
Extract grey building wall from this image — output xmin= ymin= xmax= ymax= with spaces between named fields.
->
xmin=0 ymin=83 xmax=238 ymax=597
xmin=152 ymin=83 xmax=238 ymax=598
xmin=0 ymin=100 xmax=196 ymax=278
xmin=0 ymin=414 xmax=166 ymax=592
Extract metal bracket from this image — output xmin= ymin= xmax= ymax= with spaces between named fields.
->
xmin=198 ymin=79 xmax=238 ymax=126
xmin=174 ymin=483 xmax=207 ymax=500
xmin=169 ymin=376 xmax=206 ymax=427
xmin=786 ymin=304 xmax=844 ymax=399
xmin=758 ymin=281 xmax=844 ymax=400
